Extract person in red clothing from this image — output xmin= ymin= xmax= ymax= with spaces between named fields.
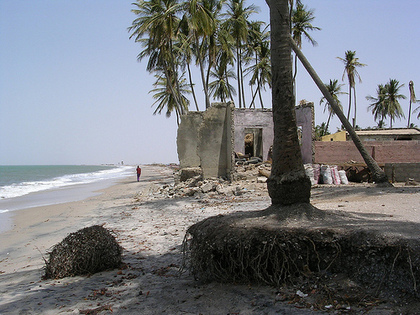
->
xmin=136 ymin=166 xmax=142 ymax=182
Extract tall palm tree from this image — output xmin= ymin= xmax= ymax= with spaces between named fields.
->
xmin=291 ymin=3 xmax=320 ymax=98
xmin=129 ymin=0 xmax=184 ymax=111
xmin=320 ymin=79 xmax=345 ymax=136
xmin=214 ymin=27 xmax=236 ymax=101
xmin=383 ymin=79 xmax=406 ymax=128
xmin=366 ymin=84 xmax=387 ymax=128
xmin=407 ymin=80 xmax=417 ymax=127
xmin=222 ymin=0 xmax=258 ymax=108
xmin=337 ymin=50 xmax=366 ymax=128
xmin=181 ymin=0 xmax=218 ymax=109
xmin=245 ymin=22 xmax=271 ymax=108
xmin=267 ymin=0 xmax=311 ymax=205
xmin=177 ymin=25 xmax=200 ymax=111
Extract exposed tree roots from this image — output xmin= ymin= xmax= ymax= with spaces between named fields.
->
xmin=43 ymin=225 xmax=123 ymax=279
xmin=183 ymin=204 xmax=420 ymax=302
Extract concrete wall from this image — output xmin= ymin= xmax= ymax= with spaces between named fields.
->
xmin=198 ymin=103 xmax=234 ymax=179
xmin=177 ymin=112 xmax=203 ymax=169
xmin=314 ymin=140 xmax=420 ymax=164
xmin=177 ymin=103 xmax=234 ymax=179
xmin=295 ymin=103 xmax=315 ymax=164
xmin=384 ymin=163 xmax=420 ymax=182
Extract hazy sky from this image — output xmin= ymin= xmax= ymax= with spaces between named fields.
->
xmin=1 ymin=1 xmax=419 ymax=165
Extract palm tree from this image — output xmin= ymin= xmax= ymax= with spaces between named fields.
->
xmin=245 ymin=22 xmax=271 ymax=108
xmin=180 ymin=0 xmax=218 ymax=109
xmin=214 ymin=27 xmax=236 ymax=101
xmin=267 ymin=0 xmax=311 ymax=205
xmin=149 ymin=72 xmax=191 ymax=125
xmin=222 ymin=0 xmax=258 ymax=108
xmin=366 ymin=84 xmax=387 ymax=128
xmin=407 ymin=80 xmax=417 ymax=127
xmin=315 ymin=122 xmax=329 ymax=140
xmin=291 ymin=3 xmax=320 ymax=99
xmin=129 ymin=0 xmax=184 ymax=111
xmin=337 ymin=50 xmax=366 ymax=128
xmin=291 ymin=37 xmax=389 ymax=184
xmin=177 ymin=27 xmax=200 ymax=111
xmin=383 ymin=79 xmax=406 ymax=128
xmin=208 ymin=64 xmax=237 ymax=102
xmin=320 ymin=79 xmax=345 ymax=136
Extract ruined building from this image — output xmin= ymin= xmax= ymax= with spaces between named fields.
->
xmin=177 ymin=102 xmax=314 ymax=180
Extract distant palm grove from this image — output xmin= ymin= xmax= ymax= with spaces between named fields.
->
xmin=129 ymin=0 xmax=419 ymax=128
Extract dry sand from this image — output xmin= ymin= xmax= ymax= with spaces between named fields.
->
xmin=0 ymin=165 xmax=419 ymax=314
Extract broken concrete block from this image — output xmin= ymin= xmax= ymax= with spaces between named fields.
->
xmin=201 ymin=182 xmax=215 ymax=193
xmin=257 ymin=176 xmax=267 ymax=183
xmin=180 ymin=167 xmax=203 ymax=182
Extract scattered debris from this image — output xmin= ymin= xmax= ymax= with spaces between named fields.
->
xmin=158 ymin=162 xmax=352 ymax=200
xmin=406 ymin=178 xmax=419 ymax=186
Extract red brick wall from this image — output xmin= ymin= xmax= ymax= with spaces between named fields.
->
xmin=314 ymin=140 xmax=420 ymax=164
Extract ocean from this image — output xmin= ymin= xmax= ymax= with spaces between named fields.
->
xmin=0 ymin=165 xmax=134 ymax=232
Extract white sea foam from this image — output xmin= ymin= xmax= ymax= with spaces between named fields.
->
xmin=0 ymin=166 xmax=133 ymax=200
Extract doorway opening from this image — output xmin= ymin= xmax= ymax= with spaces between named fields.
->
xmin=244 ymin=128 xmax=263 ymax=158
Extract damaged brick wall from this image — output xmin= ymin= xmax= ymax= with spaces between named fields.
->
xmin=314 ymin=140 xmax=420 ymax=164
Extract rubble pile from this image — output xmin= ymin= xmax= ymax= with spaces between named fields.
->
xmin=157 ymin=163 xmax=272 ymax=199
xmin=156 ymin=162 xmax=352 ymax=200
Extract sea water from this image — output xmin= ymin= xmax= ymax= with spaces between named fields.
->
xmin=0 ymin=165 xmax=134 ymax=232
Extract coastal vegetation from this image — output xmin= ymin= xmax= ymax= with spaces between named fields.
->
xmin=129 ymin=0 xmax=417 ymax=131
xmin=366 ymin=79 xmax=406 ymax=129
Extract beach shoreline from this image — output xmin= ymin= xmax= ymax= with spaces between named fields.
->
xmin=0 ymin=164 xmax=419 ymax=314
xmin=0 ymin=175 xmax=137 ymax=274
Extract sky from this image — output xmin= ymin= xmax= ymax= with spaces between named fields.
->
xmin=1 ymin=1 xmax=419 ymax=165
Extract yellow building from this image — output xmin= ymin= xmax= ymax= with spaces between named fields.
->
xmin=321 ymin=130 xmax=346 ymax=141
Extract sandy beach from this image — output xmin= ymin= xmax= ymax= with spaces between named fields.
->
xmin=0 ymin=165 xmax=419 ymax=314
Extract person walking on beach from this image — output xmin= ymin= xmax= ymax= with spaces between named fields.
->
xmin=136 ymin=166 xmax=142 ymax=182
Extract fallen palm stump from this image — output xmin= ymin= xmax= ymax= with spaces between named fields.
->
xmin=183 ymin=204 xmax=420 ymax=300
xmin=43 ymin=225 xmax=123 ymax=279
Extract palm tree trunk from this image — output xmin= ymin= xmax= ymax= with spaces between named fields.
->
xmin=347 ymin=83 xmax=352 ymax=121
xmin=187 ymin=63 xmax=200 ymax=111
xmin=408 ymin=99 xmax=412 ymax=128
xmin=239 ymin=47 xmax=246 ymax=107
xmin=162 ymin=63 xmax=182 ymax=110
xmin=226 ymin=75 xmax=234 ymax=102
xmin=257 ymin=76 xmax=265 ymax=108
xmin=267 ymin=0 xmax=311 ymax=206
xmin=293 ymin=53 xmax=298 ymax=101
xmin=194 ymin=36 xmax=210 ymax=109
xmin=249 ymin=84 xmax=256 ymax=108
xmin=353 ymin=87 xmax=357 ymax=128
xmin=236 ymin=42 xmax=242 ymax=108
xmin=290 ymin=36 xmax=390 ymax=184
xmin=324 ymin=111 xmax=332 ymax=136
